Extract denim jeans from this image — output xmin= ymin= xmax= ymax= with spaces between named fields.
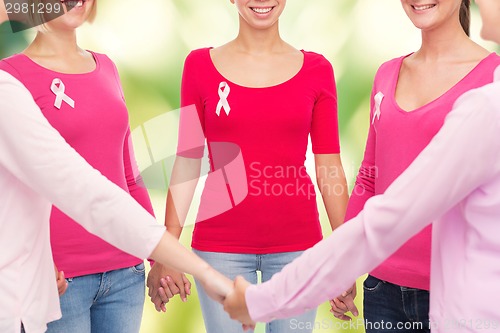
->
xmin=363 ymin=275 xmax=430 ymax=333
xmin=193 ymin=250 xmax=317 ymax=333
xmin=46 ymin=262 xmax=146 ymax=333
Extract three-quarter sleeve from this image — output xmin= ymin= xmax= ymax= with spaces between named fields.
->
xmin=310 ymin=57 xmax=340 ymax=154
xmin=177 ymin=52 xmax=206 ymax=159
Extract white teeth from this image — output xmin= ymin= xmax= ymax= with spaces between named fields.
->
xmin=413 ymin=4 xmax=435 ymax=10
xmin=75 ymin=1 xmax=83 ymax=7
xmin=252 ymin=7 xmax=272 ymax=14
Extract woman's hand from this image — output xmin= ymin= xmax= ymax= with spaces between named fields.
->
xmin=147 ymin=263 xmax=191 ymax=312
xmin=54 ymin=264 xmax=68 ymax=296
xmin=330 ymin=283 xmax=358 ymax=321
xmin=223 ymin=276 xmax=256 ymax=330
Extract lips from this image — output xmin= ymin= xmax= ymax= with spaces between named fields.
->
xmin=412 ymin=4 xmax=436 ymax=11
xmin=250 ymin=7 xmax=274 ymax=14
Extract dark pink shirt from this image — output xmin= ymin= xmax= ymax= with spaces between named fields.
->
xmin=0 ymin=52 xmax=154 ymax=277
xmin=179 ymin=48 xmax=340 ymax=253
xmin=345 ymin=53 xmax=500 ymax=290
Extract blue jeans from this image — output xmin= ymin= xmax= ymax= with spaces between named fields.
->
xmin=363 ymin=275 xmax=430 ymax=333
xmin=193 ymin=250 xmax=317 ymax=333
xmin=46 ymin=262 xmax=146 ymax=333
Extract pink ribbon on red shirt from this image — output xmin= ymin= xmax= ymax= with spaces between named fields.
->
xmin=216 ymin=81 xmax=231 ymax=116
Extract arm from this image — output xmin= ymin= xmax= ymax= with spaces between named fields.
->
xmin=330 ymin=86 xmax=378 ymax=319
xmin=344 ymin=87 xmax=378 ymax=222
xmin=315 ymin=154 xmax=357 ymax=320
xmin=224 ymin=86 xmax=500 ymax=324
xmin=315 ymin=154 xmax=349 ymax=231
xmin=147 ymin=156 xmax=202 ymax=311
xmin=147 ymin=52 xmax=206 ymax=310
xmin=123 ymin=129 xmax=193 ymax=310
xmin=309 ymin=56 xmax=359 ymax=319
xmin=123 ymin=128 xmax=156 ymax=215
xmin=0 ymin=71 xmax=231 ymax=300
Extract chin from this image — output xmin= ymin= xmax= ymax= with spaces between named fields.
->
xmin=481 ymin=29 xmax=500 ymax=44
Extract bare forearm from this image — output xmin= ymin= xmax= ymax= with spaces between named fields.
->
xmin=315 ymin=154 xmax=349 ymax=230
xmin=319 ymin=177 xmax=348 ymax=230
xmin=164 ymin=156 xmax=202 ymax=236
xmin=149 ymin=232 xmax=211 ymax=279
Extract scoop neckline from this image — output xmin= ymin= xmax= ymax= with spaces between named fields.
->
xmin=18 ymin=50 xmax=101 ymax=77
xmin=391 ymin=52 xmax=497 ymax=114
xmin=206 ymin=47 xmax=306 ymax=90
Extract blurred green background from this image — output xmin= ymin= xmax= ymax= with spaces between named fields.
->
xmin=1 ymin=1 xmax=498 ymax=332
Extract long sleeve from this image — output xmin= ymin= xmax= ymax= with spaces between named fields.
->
xmin=245 ymin=85 xmax=500 ymax=322
xmin=344 ymin=87 xmax=377 ymax=221
xmin=123 ymin=127 xmax=155 ymax=216
xmin=0 ymin=71 xmax=165 ymax=260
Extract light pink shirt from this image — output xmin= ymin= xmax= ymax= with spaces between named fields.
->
xmin=345 ymin=53 xmax=500 ymax=290
xmin=246 ymin=67 xmax=500 ymax=332
xmin=0 ymin=71 xmax=165 ymax=333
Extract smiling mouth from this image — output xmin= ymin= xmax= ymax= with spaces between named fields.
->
xmin=412 ymin=4 xmax=436 ymax=11
xmin=60 ymin=0 xmax=86 ymax=8
xmin=251 ymin=7 xmax=274 ymax=14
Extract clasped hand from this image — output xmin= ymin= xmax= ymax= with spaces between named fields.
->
xmin=147 ymin=266 xmax=255 ymax=330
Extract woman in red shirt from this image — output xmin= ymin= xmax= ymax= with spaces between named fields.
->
xmin=147 ymin=1 xmax=349 ymax=332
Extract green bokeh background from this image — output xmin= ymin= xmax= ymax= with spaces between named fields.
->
xmin=1 ymin=1 xmax=498 ymax=332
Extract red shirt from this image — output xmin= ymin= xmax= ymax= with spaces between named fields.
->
xmin=0 ymin=52 xmax=155 ymax=277
xmin=179 ymin=48 xmax=340 ymax=253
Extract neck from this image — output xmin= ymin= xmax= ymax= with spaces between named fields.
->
xmin=233 ymin=18 xmax=284 ymax=54
xmin=28 ymin=29 xmax=80 ymax=56
xmin=417 ymin=22 xmax=470 ymax=61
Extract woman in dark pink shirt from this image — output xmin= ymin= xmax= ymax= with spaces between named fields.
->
xmin=334 ymin=0 xmax=500 ymax=332
xmin=0 ymin=1 xmax=156 ymax=332
xmin=146 ymin=1 xmax=349 ymax=332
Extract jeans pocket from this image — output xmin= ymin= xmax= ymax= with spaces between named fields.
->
xmin=130 ymin=262 xmax=146 ymax=275
xmin=363 ymin=275 xmax=383 ymax=292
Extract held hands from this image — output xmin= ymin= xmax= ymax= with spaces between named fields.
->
xmin=330 ymin=283 xmax=359 ymax=321
xmin=223 ymin=276 xmax=256 ymax=331
xmin=146 ymin=263 xmax=192 ymax=312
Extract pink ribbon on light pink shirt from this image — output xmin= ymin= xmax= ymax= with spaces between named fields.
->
xmin=372 ymin=91 xmax=384 ymax=124
xmin=51 ymin=78 xmax=75 ymax=110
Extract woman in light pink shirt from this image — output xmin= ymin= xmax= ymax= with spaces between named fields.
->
xmin=335 ymin=0 xmax=499 ymax=330
xmin=1 ymin=1 xmax=179 ymax=332
xmin=223 ymin=0 xmax=500 ymax=332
